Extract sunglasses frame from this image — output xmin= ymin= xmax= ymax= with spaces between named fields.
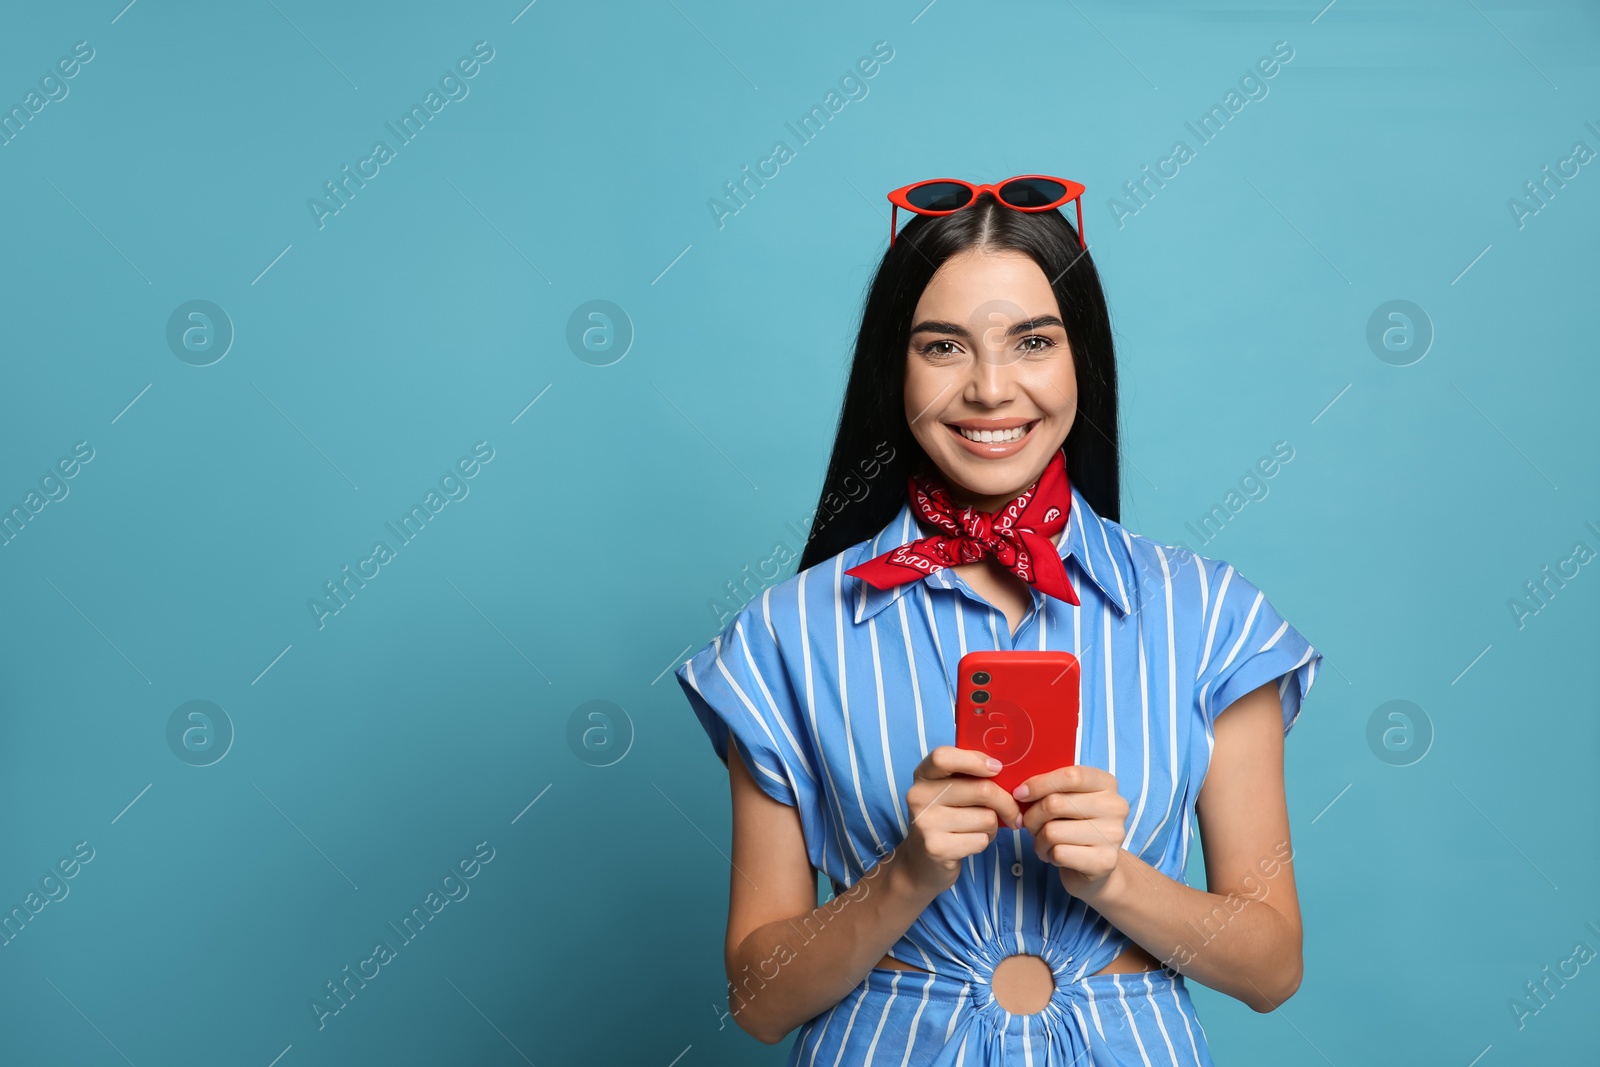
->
xmin=887 ymin=174 xmax=1087 ymax=250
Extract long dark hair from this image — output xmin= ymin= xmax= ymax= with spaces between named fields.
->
xmin=796 ymin=192 xmax=1121 ymax=574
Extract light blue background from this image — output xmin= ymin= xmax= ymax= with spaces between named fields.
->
xmin=1 ymin=1 xmax=1596 ymax=1064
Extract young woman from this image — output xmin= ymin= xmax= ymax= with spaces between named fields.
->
xmin=676 ymin=175 xmax=1322 ymax=1065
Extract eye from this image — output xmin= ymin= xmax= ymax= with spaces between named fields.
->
xmin=1020 ymin=335 xmax=1056 ymax=353
xmin=919 ymin=339 xmax=961 ymax=356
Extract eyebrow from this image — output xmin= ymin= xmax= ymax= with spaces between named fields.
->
xmin=909 ymin=315 xmax=1066 ymax=339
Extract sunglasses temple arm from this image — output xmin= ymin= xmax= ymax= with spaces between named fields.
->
xmin=890 ymin=204 xmax=898 ymax=247
xmin=1075 ymin=198 xmax=1085 ymax=249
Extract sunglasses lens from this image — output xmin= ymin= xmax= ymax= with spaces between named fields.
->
xmin=998 ymin=177 xmax=1068 ymax=208
xmin=906 ymin=182 xmax=974 ymax=212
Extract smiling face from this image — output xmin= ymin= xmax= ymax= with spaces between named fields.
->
xmin=903 ymin=248 xmax=1077 ymax=513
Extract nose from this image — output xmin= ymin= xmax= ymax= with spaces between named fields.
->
xmin=965 ymin=342 xmax=1018 ymax=406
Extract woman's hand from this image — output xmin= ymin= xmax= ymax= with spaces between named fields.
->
xmin=899 ymin=746 xmax=1024 ymax=895
xmin=1015 ymin=765 xmax=1129 ymax=901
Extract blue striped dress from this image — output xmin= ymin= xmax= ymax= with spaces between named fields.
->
xmin=676 ymin=482 xmax=1322 ymax=1065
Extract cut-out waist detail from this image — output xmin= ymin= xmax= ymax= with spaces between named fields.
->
xmin=834 ymin=949 xmax=1207 ymax=1059
xmin=877 ymin=939 xmax=1163 ymax=976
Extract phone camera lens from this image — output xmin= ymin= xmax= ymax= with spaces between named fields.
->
xmin=971 ymin=671 xmax=991 ymax=685
xmin=972 ymin=690 xmax=990 ymax=704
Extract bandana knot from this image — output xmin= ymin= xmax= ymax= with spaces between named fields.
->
xmin=846 ymin=449 xmax=1080 ymax=606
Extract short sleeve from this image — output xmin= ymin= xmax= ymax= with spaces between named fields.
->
xmin=674 ymin=599 xmax=817 ymax=810
xmin=1196 ymin=562 xmax=1323 ymax=735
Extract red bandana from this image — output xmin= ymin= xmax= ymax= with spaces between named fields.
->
xmin=846 ymin=449 xmax=1080 ymax=605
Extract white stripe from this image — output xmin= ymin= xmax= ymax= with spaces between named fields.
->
xmin=990 ymin=830 xmax=1003 ymax=938
xmin=827 ymin=976 xmax=874 ymax=1067
xmin=1197 ymin=563 xmax=1233 ymax=678
xmin=1012 ymin=828 xmax=1026 ymax=948
xmin=1084 ymin=980 xmax=1114 ymax=1050
xmin=1039 ymin=595 xmax=1056 ymax=943
xmin=1125 ymin=590 xmax=1153 ymax=849
xmin=1067 ymin=999 xmax=1098 ymax=1060
xmin=803 ymin=988 xmax=840 ymax=1067
xmin=893 ymin=971 xmax=936 ymax=1067
xmin=1113 ymin=974 xmax=1157 ymax=1067
xmin=1137 ymin=543 xmax=1184 ymax=855
xmin=1071 ymin=589 xmax=1082 ymax=765
xmin=801 ymin=565 xmax=867 ymax=874
xmin=867 ymin=616 xmax=908 ymax=836
xmin=915 ymin=584 xmax=955 ymax=705
xmin=1093 ymin=506 xmax=1132 ymax=610
xmin=895 ymin=596 xmax=930 ymax=757
xmin=740 ymin=592 xmax=821 ymax=783
xmin=755 ymin=588 xmax=825 ymax=783
xmin=1205 ymin=587 xmax=1265 ymax=717
xmin=693 ymin=625 xmax=800 ymax=796
xmin=1179 ymin=800 xmax=1194 ymax=872
xmin=860 ymin=969 xmax=901 ymax=1065
xmin=944 ymin=983 xmax=971 ymax=1043
xmin=1259 ymin=617 xmax=1289 ymax=653
xmin=1188 ymin=551 xmax=1209 ymax=642
xmin=1284 ymin=643 xmax=1319 ymax=733
xmin=834 ymin=564 xmax=888 ymax=856
xmin=1189 ymin=982 xmax=1214 ymax=1056
xmin=1102 ymin=599 xmax=1116 ymax=778
xmin=1071 ymin=923 xmax=1117 ymax=984
xmin=1141 ymin=971 xmax=1183 ymax=1064
xmin=1168 ymin=980 xmax=1205 ymax=1063
xmin=1162 ymin=547 xmax=1179 ymax=840
xmin=952 ymin=580 xmax=970 ymax=660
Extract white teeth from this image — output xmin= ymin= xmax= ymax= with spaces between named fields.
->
xmin=957 ymin=423 xmax=1030 ymax=443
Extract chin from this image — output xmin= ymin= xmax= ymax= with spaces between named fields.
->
xmin=940 ymin=447 xmax=1039 ymax=487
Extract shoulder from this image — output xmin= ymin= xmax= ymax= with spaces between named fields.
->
xmin=716 ymin=533 xmax=879 ymax=648
xmin=1090 ymin=511 xmax=1209 ymax=603
xmin=1097 ymin=514 xmax=1266 ymax=621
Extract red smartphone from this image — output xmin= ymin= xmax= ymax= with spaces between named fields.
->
xmin=954 ymin=650 xmax=1081 ymax=812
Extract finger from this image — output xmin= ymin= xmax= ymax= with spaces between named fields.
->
xmin=913 ymin=778 xmax=1023 ymax=828
xmin=916 ymin=777 xmax=1016 ymax=809
xmin=1019 ymin=790 xmax=1121 ymax=835
xmin=1039 ymin=841 xmax=1109 ymax=872
xmin=924 ymin=806 xmax=1004 ymax=834
xmin=916 ymin=744 xmax=1004 ymax=783
xmin=1031 ymin=818 xmax=1117 ymax=852
xmin=1024 ymin=790 xmax=1126 ymax=838
xmin=937 ymin=830 xmax=1008 ymax=861
xmin=981 ymin=782 xmax=1024 ymax=829
xmin=939 ymin=777 xmax=1024 ymax=827
xmin=1012 ymin=763 xmax=1113 ymax=801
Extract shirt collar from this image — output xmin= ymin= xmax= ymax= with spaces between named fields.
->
xmin=850 ymin=482 xmax=1135 ymax=625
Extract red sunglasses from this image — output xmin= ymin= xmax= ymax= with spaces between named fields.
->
xmin=888 ymin=174 xmax=1087 ymax=250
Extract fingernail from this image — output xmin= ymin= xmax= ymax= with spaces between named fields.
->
xmin=986 ymin=757 xmax=1003 ymax=772
xmin=1014 ymin=784 xmax=1030 ymax=799
xmin=1012 ymin=813 xmax=1024 ymax=829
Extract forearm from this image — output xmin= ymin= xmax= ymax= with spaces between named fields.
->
xmin=724 ymin=845 xmax=939 ymax=1044
xmin=1079 ymin=847 xmax=1301 ymax=1011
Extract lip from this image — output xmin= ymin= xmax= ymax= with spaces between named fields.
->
xmin=946 ymin=418 xmax=1039 ymax=458
xmin=947 ymin=417 xmax=1037 ymax=430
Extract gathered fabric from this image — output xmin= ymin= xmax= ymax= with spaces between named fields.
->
xmin=800 ymin=935 xmax=1212 ymax=1066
